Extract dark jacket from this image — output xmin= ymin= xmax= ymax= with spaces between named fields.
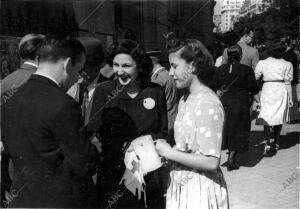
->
xmin=1 ymin=74 xmax=96 ymax=208
xmin=88 ymin=79 xmax=169 ymax=140
xmin=211 ymin=63 xmax=259 ymax=151
xmin=283 ymin=49 xmax=299 ymax=85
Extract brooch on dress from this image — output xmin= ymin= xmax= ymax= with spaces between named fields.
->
xmin=143 ymin=98 xmax=155 ymax=109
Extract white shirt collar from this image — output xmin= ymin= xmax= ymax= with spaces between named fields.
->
xmin=24 ymin=61 xmax=38 ymax=68
xmin=34 ymin=72 xmax=60 ymax=87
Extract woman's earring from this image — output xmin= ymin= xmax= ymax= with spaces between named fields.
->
xmin=187 ymin=66 xmax=193 ymax=73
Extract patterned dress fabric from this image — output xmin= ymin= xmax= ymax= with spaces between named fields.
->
xmin=166 ymin=88 xmax=229 ymax=209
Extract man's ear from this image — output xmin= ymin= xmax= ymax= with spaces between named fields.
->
xmin=63 ymin=57 xmax=72 ymax=74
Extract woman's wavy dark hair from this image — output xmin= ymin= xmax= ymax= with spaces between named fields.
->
xmin=106 ymin=39 xmax=152 ymax=87
xmin=227 ymin=44 xmax=242 ymax=64
xmin=165 ymin=32 xmax=215 ymax=86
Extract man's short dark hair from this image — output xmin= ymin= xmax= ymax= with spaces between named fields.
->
xmin=39 ymin=35 xmax=85 ymax=66
xmin=240 ymin=26 xmax=254 ymax=37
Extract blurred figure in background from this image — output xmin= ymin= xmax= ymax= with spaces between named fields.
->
xmin=215 ymin=45 xmax=226 ymax=67
xmin=222 ymin=26 xmax=259 ymax=70
xmin=148 ymin=49 xmax=177 ymax=139
xmin=1 ymin=34 xmax=45 ymax=94
xmin=282 ymin=37 xmax=300 ymax=122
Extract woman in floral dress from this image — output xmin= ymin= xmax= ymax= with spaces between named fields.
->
xmin=155 ymin=35 xmax=229 ymax=209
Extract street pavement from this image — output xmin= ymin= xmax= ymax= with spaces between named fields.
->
xmin=220 ymin=121 xmax=300 ymax=209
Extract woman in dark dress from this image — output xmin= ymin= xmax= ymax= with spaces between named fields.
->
xmin=87 ymin=39 xmax=169 ymax=208
xmin=211 ymin=44 xmax=259 ymax=171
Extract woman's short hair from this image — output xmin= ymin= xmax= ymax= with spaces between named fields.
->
xmin=19 ymin=34 xmax=45 ymax=61
xmin=106 ymin=39 xmax=152 ymax=87
xmin=165 ymin=33 xmax=215 ymax=86
xmin=227 ymin=44 xmax=242 ymax=64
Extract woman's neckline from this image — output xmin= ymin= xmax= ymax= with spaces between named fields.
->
xmin=127 ymin=91 xmax=139 ymax=99
xmin=189 ymin=86 xmax=210 ymax=95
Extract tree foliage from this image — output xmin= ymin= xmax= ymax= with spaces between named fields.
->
xmin=233 ymin=0 xmax=299 ymax=43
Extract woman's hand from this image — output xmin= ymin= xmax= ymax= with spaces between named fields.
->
xmin=155 ymin=139 xmax=173 ymax=159
xmin=288 ymin=97 xmax=293 ymax=108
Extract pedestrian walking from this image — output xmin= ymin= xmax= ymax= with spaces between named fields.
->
xmin=255 ymin=46 xmax=293 ymax=157
xmin=211 ymin=44 xmax=259 ymax=171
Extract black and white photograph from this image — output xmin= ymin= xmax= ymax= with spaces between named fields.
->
xmin=0 ymin=0 xmax=299 ymax=208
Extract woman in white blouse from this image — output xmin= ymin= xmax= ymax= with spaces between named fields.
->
xmin=255 ymin=46 xmax=293 ymax=157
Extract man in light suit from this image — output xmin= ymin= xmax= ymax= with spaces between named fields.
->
xmin=222 ymin=27 xmax=259 ymax=70
xmin=1 ymin=35 xmax=97 ymax=208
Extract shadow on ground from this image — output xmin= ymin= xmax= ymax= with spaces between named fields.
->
xmin=278 ymin=132 xmax=300 ymax=150
xmin=235 ymin=130 xmax=299 ymax=168
xmin=236 ymin=130 xmax=265 ymax=167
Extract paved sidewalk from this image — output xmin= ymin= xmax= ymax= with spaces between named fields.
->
xmin=220 ymin=122 xmax=300 ymax=209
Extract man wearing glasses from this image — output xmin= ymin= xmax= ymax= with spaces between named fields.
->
xmin=222 ymin=27 xmax=259 ymax=70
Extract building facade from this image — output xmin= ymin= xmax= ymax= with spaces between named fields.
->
xmin=239 ymin=0 xmax=272 ymax=17
xmin=0 ymin=0 xmax=215 ymax=76
xmin=213 ymin=14 xmax=222 ymax=33
xmin=220 ymin=0 xmax=245 ymax=32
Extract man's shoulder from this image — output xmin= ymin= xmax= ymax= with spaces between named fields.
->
xmin=1 ymin=69 xmax=33 ymax=93
xmin=23 ymin=77 xmax=79 ymax=108
xmin=242 ymin=44 xmax=258 ymax=54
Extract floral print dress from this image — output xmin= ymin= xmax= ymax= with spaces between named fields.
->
xmin=166 ymin=88 xmax=229 ymax=209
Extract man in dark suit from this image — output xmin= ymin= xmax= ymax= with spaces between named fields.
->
xmin=1 ymin=35 xmax=97 ymax=208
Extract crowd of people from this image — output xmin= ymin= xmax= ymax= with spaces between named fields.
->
xmin=0 ymin=26 xmax=299 ymax=209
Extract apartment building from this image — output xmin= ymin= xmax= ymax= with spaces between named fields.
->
xmin=220 ymin=0 xmax=245 ymax=32
xmin=239 ymin=0 xmax=273 ymax=17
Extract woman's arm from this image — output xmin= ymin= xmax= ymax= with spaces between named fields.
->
xmin=286 ymin=84 xmax=293 ymax=107
xmin=156 ymin=140 xmax=219 ymax=171
xmin=285 ymin=62 xmax=294 ymax=108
